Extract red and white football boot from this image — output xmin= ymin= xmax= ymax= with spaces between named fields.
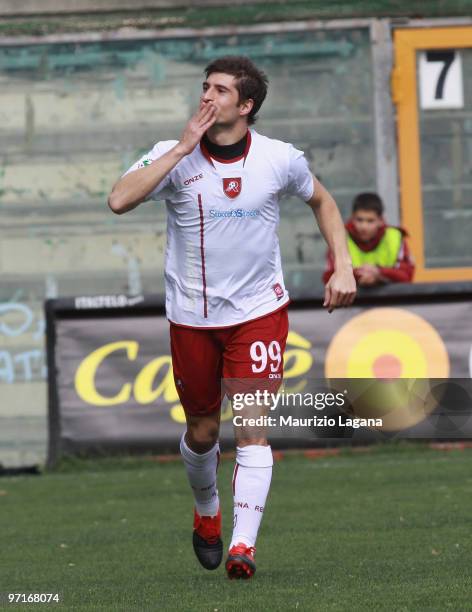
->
xmin=225 ymin=542 xmax=256 ymax=579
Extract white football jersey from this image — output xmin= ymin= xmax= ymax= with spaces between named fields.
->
xmin=125 ymin=129 xmax=314 ymax=328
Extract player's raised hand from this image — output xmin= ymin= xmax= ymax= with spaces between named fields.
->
xmin=177 ymin=102 xmax=217 ymax=156
xmin=323 ymin=266 xmax=357 ymax=313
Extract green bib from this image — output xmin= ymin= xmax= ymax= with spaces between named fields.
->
xmin=348 ymin=227 xmax=402 ymax=268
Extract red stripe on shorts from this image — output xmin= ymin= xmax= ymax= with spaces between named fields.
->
xmin=198 ymin=193 xmax=208 ymax=319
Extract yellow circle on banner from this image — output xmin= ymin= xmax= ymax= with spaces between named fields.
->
xmin=325 ymin=308 xmax=449 ymax=379
xmin=325 ymin=308 xmax=450 ymax=430
xmin=346 ymin=330 xmax=428 ymax=378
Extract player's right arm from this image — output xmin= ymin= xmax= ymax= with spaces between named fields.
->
xmin=108 ymin=102 xmax=216 ymax=214
xmin=306 ymin=178 xmax=357 ymax=312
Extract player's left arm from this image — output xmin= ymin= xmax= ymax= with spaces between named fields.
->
xmin=306 ymin=176 xmax=357 ymax=312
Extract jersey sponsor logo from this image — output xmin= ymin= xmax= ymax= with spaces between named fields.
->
xmin=223 ymin=177 xmax=242 ymax=199
xmin=273 ymin=283 xmax=284 ymax=300
xmin=209 ymin=208 xmax=259 ymax=219
xmin=183 ymin=173 xmax=204 ymax=186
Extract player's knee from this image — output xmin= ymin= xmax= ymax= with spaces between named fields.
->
xmin=186 ymin=421 xmax=219 ymax=452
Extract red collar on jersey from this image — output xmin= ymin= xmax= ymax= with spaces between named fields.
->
xmin=200 ymin=131 xmax=252 ymax=167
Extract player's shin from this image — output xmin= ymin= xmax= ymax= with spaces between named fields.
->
xmin=180 ymin=432 xmax=220 ymax=516
xmin=230 ymin=444 xmax=273 ymax=548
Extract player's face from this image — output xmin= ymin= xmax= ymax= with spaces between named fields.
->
xmin=201 ymin=73 xmax=252 ymax=127
xmin=352 ymin=210 xmax=384 ymax=242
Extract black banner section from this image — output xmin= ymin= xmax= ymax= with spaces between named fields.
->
xmin=45 ymin=283 xmax=472 ymax=466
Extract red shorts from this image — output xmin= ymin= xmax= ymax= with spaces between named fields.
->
xmin=170 ymin=306 xmax=289 ymax=416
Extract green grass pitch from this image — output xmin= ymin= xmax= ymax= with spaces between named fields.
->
xmin=1 ymin=445 xmax=471 ymax=611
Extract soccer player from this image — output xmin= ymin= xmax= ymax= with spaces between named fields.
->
xmin=323 ymin=192 xmax=415 ymax=286
xmin=108 ymin=56 xmax=356 ymax=579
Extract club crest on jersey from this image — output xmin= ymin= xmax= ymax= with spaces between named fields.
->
xmin=223 ymin=177 xmax=242 ymax=199
xmin=273 ymin=283 xmax=284 ymax=300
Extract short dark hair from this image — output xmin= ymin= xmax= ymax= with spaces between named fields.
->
xmin=204 ymin=55 xmax=268 ymax=125
xmin=352 ymin=192 xmax=384 ymax=216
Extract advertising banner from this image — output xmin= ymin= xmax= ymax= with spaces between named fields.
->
xmin=46 ymin=290 xmax=472 ymax=465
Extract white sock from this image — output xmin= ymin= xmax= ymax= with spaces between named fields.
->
xmin=180 ymin=433 xmax=220 ymax=517
xmin=230 ymin=445 xmax=273 ymax=549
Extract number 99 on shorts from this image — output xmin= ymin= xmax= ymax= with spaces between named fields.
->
xmin=250 ymin=340 xmax=282 ymax=376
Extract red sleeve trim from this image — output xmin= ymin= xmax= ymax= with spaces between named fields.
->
xmin=378 ymin=267 xmax=413 ymax=283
